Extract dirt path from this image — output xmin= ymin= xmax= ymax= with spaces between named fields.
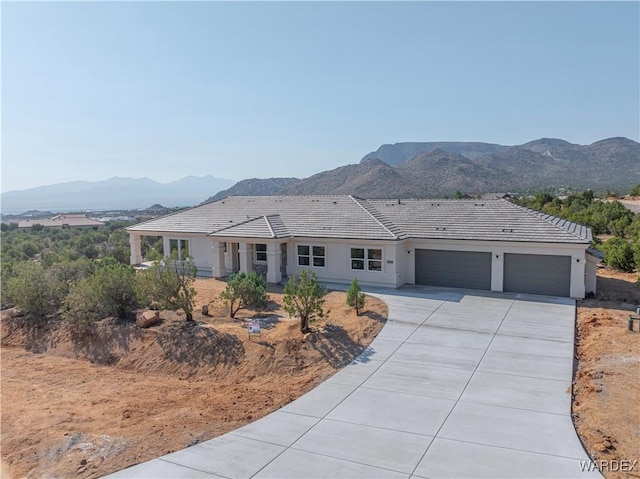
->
xmin=1 ymin=279 xmax=386 ymax=478
xmin=574 ymin=269 xmax=640 ymax=478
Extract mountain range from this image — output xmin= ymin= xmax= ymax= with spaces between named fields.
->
xmin=3 ymin=137 xmax=638 ymax=214
xmin=1 ymin=176 xmax=234 ymax=214
xmin=205 ymin=137 xmax=639 ymax=202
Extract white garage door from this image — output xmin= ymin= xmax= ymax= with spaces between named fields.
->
xmin=503 ymin=253 xmax=571 ymax=297
xmin=415 ymin=249 xmax=492 ymax=290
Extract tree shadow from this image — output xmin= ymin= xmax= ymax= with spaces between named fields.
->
xmin=362 ymin=310 xmax=387 ymax=324
xmin=3 ymin=316 xmax=63 ymax=354
xmin=69 ymin=319 xmax=142 ymax=365
xmin=156 ymin=322 xmax=245 ymax=367
xmin=306 ymin=323 xmax=369 ymax=369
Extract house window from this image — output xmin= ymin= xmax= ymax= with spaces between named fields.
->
xmin=298 ymin=245 xmax=325 ymax=268
xmin=169 ymin=238 xmax=190 ymax=259
xmin=368 ymin=248 xmax=382 ymax=271
xmin=351 ymin=247 xmax=382 ymax=272
xmin=255 ymin=243 xmax=267 ymax=262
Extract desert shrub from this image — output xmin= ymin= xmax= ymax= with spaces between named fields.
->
xmin=220 ymin=271 xmax=268 ymax=318
xmin=63 ymin=278 xmax=102 ymax=326
xmin=5 ymin=261 xmax=56 ymax=319
xmin=632 ymin=241 xmax=640 ymax=270
xmin=63 ymin=263 xmax=138 ymax=324
xmin=602 ymin=237 xmax=635 ymax=272
xmin=283 ymin=270 xmax=326 ymax=333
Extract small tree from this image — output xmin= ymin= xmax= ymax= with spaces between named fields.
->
xmin=137 ymin=255 xmax=198 ymax=321
xmin=283 ymin=269 xmax=326 ymax=333
xmin=220 ymin=271 xmax=268 ymax=318
xmin=346 ymin=278 xmax=366 ymax=316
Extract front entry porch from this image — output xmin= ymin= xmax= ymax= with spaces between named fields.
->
xmin=212 ymin=240 xmax=287 ymax=284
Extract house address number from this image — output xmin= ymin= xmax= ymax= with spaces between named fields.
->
xmin=386 ymin=260 xmax=393 ymax=264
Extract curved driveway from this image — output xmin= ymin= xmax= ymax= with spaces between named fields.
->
xmin=107 ymin=285 xmax=600 ymax=479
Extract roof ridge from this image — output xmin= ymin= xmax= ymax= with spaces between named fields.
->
xmin=263 ymin=215 xmax=277 ymax=238
xmin=503 ymin=199 xmax=591 ymax=242
xmin=349 ymin=196 xmax=402 ymax=240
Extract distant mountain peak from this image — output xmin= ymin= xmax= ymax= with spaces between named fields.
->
xmin=1 ymin=175 xmax=235 ymax=214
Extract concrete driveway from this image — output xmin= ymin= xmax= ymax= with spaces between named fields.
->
xmin=107 ymin=286 xmax=600 ymax=479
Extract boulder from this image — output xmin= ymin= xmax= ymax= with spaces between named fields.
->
xmin=1 ymin=307 xmax=23 ymax=319
xmin=136 ymin=310 xmax=160 ymax=328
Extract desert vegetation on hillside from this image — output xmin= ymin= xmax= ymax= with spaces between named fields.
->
xmin=513 ymin=188 xmax=640 ymax=273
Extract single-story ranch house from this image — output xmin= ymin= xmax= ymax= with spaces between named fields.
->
xmin=127 ymin=195 xmax=600 ymax=298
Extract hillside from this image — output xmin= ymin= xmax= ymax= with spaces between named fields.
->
xmin=209 ymin=137 xmax=638 ymax=200
xmin=359 ymin=137 xmax=639 ymax=194
xmin=203 ymin=177 xmax=303 ymax=204
xmin=1 ymin=176 xmax=235 ymax=214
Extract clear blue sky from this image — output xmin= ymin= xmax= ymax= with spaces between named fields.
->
xmin=2 ymin=1 xmax=639 ymax=193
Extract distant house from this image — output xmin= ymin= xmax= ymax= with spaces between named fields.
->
xmin=127 ymin=195 xmax=599 ymax=298
xmin=18 ymin=214 xmax=104 ymax=229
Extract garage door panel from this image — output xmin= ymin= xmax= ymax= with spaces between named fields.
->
xmin=415 ymin=250 xmax=491 ymax=290
xmin=504 ymin=254 xmax=570 ymax=297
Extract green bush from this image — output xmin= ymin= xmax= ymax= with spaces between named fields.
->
xmin=602 ymin=237 xmax=635 ymax=272
xmin=63 ymin=263 xmax=138 ymax=324
xmin=5 ymin=262 xmax=56 ymax=319
xmin=220 ymin=271 xmax=268 ymax=318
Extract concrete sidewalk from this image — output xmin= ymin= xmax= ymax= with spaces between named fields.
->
xmin=107 ymin=286 xmax=600 ymax=479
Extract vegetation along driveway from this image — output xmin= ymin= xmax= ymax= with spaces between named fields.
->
xmin=108 ymin=286 xmax=600 ymax=479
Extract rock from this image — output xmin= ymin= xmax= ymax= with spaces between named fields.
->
xmin=136 ymin=310 xmax=160 ymax=328
xmin=1 ymin=307 xmax=23 ymax=319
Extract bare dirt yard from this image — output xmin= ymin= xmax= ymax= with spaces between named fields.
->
xmin=574 ymin=268 xmax=640 ymax=478
xmin=1 ymin=279 xmax=387 ymax=478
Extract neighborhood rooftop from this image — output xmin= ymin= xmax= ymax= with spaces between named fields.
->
xmin=128 ymin=195 xmax=591 ymax=244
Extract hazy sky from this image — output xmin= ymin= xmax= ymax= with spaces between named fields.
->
xmin=2 ymin=1 xmax=639 ymax=193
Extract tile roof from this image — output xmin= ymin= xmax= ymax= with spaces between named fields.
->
xmin=367 ymin=199 xmax=592 ymax=243
xmin=128 ymin=196 xmax=591 ymax=244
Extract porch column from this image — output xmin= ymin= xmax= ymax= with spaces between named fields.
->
xmin=238 ymin=243 xmax=252 ymax=273
xmin=491 ymin=251 xmax=504 ymax=292
xmin=212 ymin=241 xmax=226 ymax=278
xmin=266 ymin=243 xmax=282 ymax=284
xmin=129 ymin=234 xmax=143 ymax=265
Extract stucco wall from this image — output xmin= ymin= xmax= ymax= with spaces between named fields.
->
xmin=286 ymin=239 xmax=403 ymax=287
xmin=585 ymin=255 xmax=599 ymax=295
xmin=154 ymin=233 xmax=589 ymax=298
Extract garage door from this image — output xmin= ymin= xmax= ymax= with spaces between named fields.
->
xmin=503 ymin=253 xmax=571 ymax=297
xmin=415 ymin=249 xmax=492 ymax=290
